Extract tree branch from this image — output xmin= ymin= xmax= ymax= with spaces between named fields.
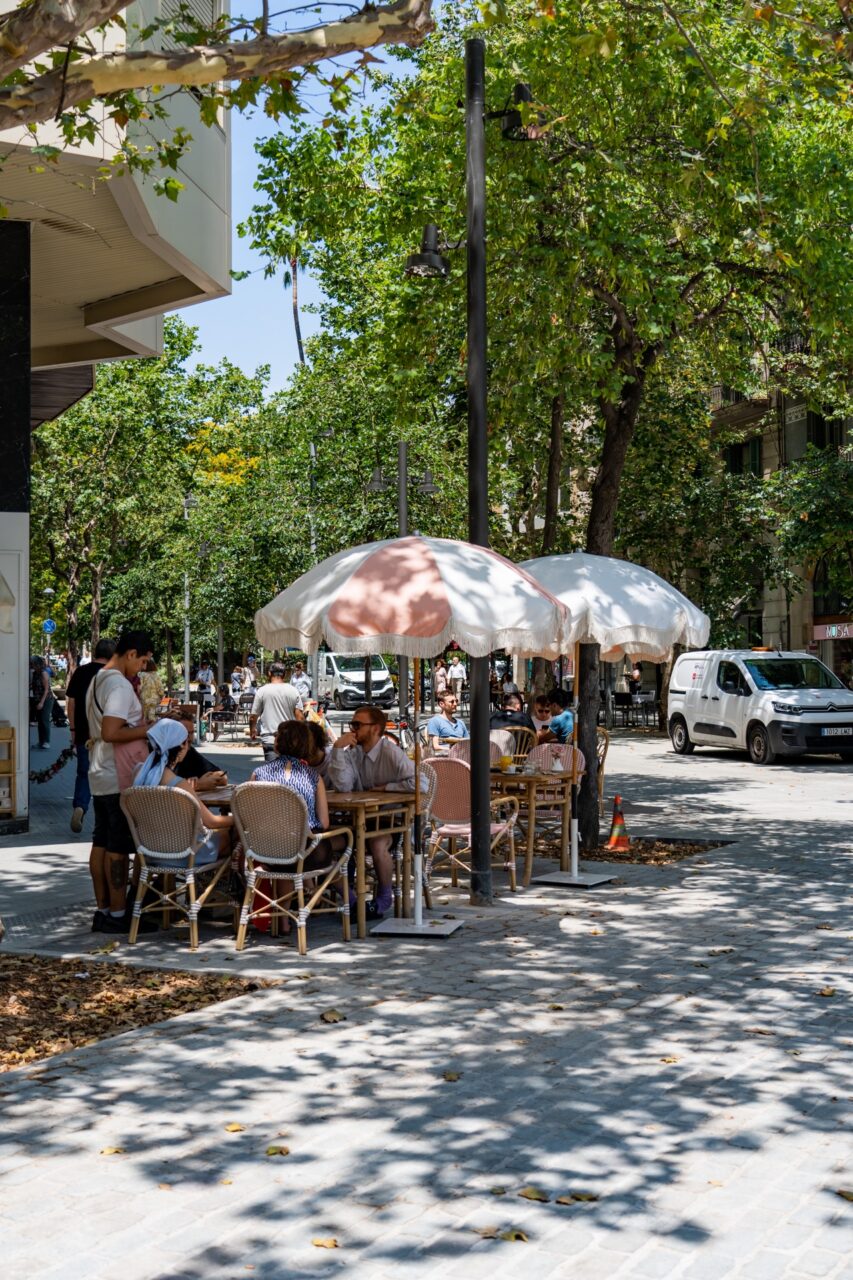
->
xmin=0 ymin=0 xmax=131 ymax=80
xmin=0 ymin=0 xmax=434 ymax=129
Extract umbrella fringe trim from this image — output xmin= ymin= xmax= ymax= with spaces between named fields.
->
xmin=254 ymin=618 xmax=566 ymax=660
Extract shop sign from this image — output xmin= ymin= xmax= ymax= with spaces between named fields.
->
xmin=813 ymin=621 xmax=852 ymax=641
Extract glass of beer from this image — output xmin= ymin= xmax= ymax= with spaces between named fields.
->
xmin=499 ymin=753 xmax=513 ymax=772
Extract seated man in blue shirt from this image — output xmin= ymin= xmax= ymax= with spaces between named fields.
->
xmin=426 ymin=692 xmax=469 ymax=750
xmin=543 ymin=689 xmax=575 ymax=744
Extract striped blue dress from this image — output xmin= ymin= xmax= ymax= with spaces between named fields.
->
xmin=253 ymin=755 xmax=322 ymax=831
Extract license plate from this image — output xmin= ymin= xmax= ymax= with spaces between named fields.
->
xmin=821 ymin=726 xmax=853 ymax=736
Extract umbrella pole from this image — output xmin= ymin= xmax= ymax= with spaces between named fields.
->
xmin=570 ymin=641 xmax=580 ymax=877
xmin=413 ymin=656 xmax=423 ymax=929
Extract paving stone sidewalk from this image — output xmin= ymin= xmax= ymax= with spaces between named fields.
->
xmin=0 ymin=736 xmax=850 ymax=1278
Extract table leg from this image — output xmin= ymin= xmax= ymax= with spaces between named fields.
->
xmin=523 ymin=780 xmax=536 ymax=887
xmin=560 ymin=780 xmax=571 ymax=873
xmin=355 ymin=810 xmax=367 ymax=940
xmin=402 ymin=817 xmax=412 ymax=919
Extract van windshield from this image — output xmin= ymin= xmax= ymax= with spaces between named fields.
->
xmin=742 ymin=658 xmax=843 ymax=691
xmin=336 ymin=655 xmax=386 ymax=673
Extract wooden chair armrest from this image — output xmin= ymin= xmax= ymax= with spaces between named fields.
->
xmin=322 ymin=825 xmax=354 ymax=847
xmin=490 ymin=794 xmax=519 ymax=818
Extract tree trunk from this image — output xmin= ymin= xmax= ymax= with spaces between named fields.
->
xmin=577 ymin=379 xmax=647 ymax=845
xmin=90 ymin=565 xmax=103 ymax=645
xmin=290 ymin=255 xmax=306 ymax=366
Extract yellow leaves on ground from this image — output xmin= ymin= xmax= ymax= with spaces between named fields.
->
xmin=265 ymin=1145 xmax=290 ymax=1157
xmin=836 ymin=1189 xmax=853 ymax=1202
xmin=500 ymin=1228 xmax=529 ymax=1242
xmin=311 ymin=1237 xmax=339 ymax=1249
xmin=319 ymin=1009 xmax=346 ymax=1023
xmin=548 ymin=1003 xmax=565 ymax=1011
xmin=660 ymin=1056 xmax=680 ymax=1064
xmin=100 ymin=1146 xmax=125 ymax=1156
xmin=518 ymin=1185 xmax=550 ymax=1202
xmin=490 ymin=1186 xmax=507 ymax=1196
xmin=556 ymin=1191 xmax=600 ymax=1203
xmin=224 ymin=1122 xmax=246 ymax=1133
xmin=708 ymin=947 xmax=734 ymax=956
xmin=818 ymin=987 xmax=836 ymax=997
xmin=475 ymin=1226 xmax=528 ymax=1242
xmin=220 ymin=1178 xmax=233 ymax=1185
xmin=443 ymin=1070 xmax=461 ymax=1082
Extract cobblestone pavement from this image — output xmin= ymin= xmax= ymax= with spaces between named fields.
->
xmin=1 ymin=733 xmax=850 ymax=1279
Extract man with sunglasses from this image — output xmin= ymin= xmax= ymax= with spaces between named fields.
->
xmin=328 ymin=705 xmax=416 ymax=919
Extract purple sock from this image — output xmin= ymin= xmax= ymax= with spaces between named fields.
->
xmin=375 ymin=888 xmax=393 ymax=913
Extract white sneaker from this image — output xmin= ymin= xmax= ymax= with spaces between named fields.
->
xmin=70 ymin=806 xmax=85 ymax=833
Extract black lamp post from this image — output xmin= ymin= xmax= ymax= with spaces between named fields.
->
xmin=367 ymin=440 xmax=438 ymax=712
xmin=406 ymin=41 xmax=534 ymax=905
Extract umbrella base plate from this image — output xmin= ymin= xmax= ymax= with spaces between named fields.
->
xmin=370 ymin=916 xmax=463 ymax=938
xmin=531 ymin=871 xmax=615 ymax=889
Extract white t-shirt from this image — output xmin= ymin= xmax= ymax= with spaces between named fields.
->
xmin=85 ymin=668 xmax=143 ymax=795
xmin=448 ymin=662 xmax=466 ymax=682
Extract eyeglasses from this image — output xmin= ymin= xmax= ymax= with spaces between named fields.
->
xmin=349 ymin=720 xmax=371 ymax=730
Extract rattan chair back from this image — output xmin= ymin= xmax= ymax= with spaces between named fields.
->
xmin=428 ymin=757 xmax=472 ymax=824
xmin=231 ymin=782 xmax=312 ymax=866
xmin=526 ymin=742 xmax=586 ymax=775
xmin=448 ymin=739 xmax=502 ymax=766
xmin=121 ymin=786 xmax=203 ymax=862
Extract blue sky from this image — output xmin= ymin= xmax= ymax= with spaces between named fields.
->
xmin=177 ymin=104 xmax=324 ymax=392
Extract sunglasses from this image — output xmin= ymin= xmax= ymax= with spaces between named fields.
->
xmin=349 ymin=720 xmax=371 ymax=729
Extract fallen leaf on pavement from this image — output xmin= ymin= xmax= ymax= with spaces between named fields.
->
xmin=158 ymin=1183 xmax=171 ymax=1190
xmin=320 ymin=1009 xmax=345 ymax=1023
xmin=265 ymin=1145 xmax=289 ymax=1157
xmin=220 ymin=1178 xmax=233 ymax=1185
xmin=659 ymin=1056 xmax=679 ymax=1064
xmin=556 ymin=1191 xmax=600 ymax=1204
xmin=100 ymin=1147 xmax=125 ymax=1156
xmin=474 ymin=1226 xmax=499 ymax=1238
xmin=224 ymin=1122 xmax=245 ymax=1133
xmin=744 ymin=1028 xmax=775 ymax=1036
xmin=816 ymin=923 xmax=833 ymax=930
xmin=818 ymin=987 xmax=836 ymax=997
xmin=836 ymin=1189 xmax=853 ymax=1202
xmin=490 ymin=1186 xmax=506 ymax=1196
xmin=443 ymin=1070 xmax=461 ymax=1082
xmin=500 ymin=1229 xmax=528 ymax=1242
xmin=548 ymin=1003 xmax=565 ymax=1011
xmin=311 ymin=1238 xmax=339 ymax=1249
xmin=708 ymin=948 xmax=734 ymax=956
xmin=90 ymin=942 xmax=120 ymax=955
xmin=518 ymin=1186 xmax=550 ymax=1202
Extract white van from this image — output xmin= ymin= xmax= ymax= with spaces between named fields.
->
xmin=667 ymin=649 xmax=853 ymax=765
xmin=312 ymin=652 xmax=396 ymax=711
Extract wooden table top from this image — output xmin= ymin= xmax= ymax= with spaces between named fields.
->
xmin=328 ymin=790 xmax=417 ymax=807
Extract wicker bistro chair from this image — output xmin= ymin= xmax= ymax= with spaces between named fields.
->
xmin=120 ymin=786 xmax=234 ymax=952
xmin=448 ymin=739 xmax=502 ymax=766
xmin=489 ymin=729 xmax=515 ymax=758
xmin=505 ymin=744 xmax=585 ymax=881
xmin=231 ymin=782 xmax=353 ymax=956
xmin=424 ymin=757 xmax=519 ymax=893
xmin=506 ymin=724 xmax=537 ymax=765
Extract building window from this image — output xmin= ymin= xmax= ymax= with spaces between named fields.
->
xmin=813 ymin=554 xmax=850 ymax=619
xmin=724 ymin=437 xmax=762 ymax=476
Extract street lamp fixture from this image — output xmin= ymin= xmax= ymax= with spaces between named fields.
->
xmin=500 ymin=82 xmax=543 ymax=142
xmin=405 ymin=223 xmax=450 ymax=279
xmin=366 ymin=465 xmax=390 ymax=494
xmin=182 ymin=493 xmax=197 ymax=701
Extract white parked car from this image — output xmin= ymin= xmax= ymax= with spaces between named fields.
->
xmin=667 ymin=649 xmax=853 ymax=765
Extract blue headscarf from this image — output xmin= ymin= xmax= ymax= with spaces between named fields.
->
xmin=134 ymin=719 xmax=188 ymax=788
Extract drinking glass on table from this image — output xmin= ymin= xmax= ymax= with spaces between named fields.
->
xmin=499 ymin=753 xmax=513 ymax=772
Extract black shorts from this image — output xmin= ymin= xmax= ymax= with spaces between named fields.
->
xmin=92 ymin=793 xmax=136 ymax=855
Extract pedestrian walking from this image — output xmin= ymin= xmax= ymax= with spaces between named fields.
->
xmin=31 ymin=656 xmax=54 ymax=750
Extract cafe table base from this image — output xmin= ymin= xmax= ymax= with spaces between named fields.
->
xmin=531 ymin=869 xmax=615 ymax=888
xmin=370 ymin=915 xmax=463 ymax=938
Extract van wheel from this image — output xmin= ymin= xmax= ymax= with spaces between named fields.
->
xmin=747 ymin=723 xmax=776 ymax=766
xmin=333 ymin=692 xmax=343 ymax=711
xmin=670 ymin=717 xmax=695 ymax=755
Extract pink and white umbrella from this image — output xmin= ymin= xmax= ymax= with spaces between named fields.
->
xmin=255 ymin=536 xmax=569 ymax=658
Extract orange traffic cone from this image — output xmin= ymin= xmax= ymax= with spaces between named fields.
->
xmin=606 ymin=794 xmax=630 ymax=851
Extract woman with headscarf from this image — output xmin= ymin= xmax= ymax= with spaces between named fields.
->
xmin=133 ymin=719 xmax=234 ymax=864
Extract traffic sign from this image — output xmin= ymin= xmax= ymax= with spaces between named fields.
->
xmin=42 ymin=618 xmax=56 ymax=635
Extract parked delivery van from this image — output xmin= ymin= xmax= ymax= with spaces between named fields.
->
xmin=312 ymin=652 xmax=396 ymax=710
xmin=667 ymin=649 xmax=853 ymax=765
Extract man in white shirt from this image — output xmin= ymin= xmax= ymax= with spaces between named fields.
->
xmin=327 ymin=705 xmax=415 ymax=919
xmin=448 ymin=653 xmax=466 ymax=701
xmin=85 ymin=629 xmax=156 ymax=933
xmin=250 ymin=662 xmax=304 ymax=761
